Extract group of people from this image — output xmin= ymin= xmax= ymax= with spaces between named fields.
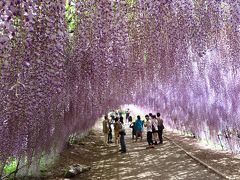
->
xmin=102 ymin=110 xmax=165 ymax=153
xmin=102 ymin=113 xmax=127 ymax=153
xmin=129 ymin=113 xmax=164 ymax=148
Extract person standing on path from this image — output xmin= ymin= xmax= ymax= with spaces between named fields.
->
xmin=108 ymin=118 xmax=113 ymax=143
xmin=128 ymin=116 xmax=133 ymax=123
xmin=152 ymin=115 xmax=159 ymax=145
xmin=114 ymin=117 xmax=120 ymax=145
xmin=157 ymin=112 xmax=164 ymax=144
xmin=125 ymin=108 xmax=130 ymax=124
xmin=134 ymin=115 xmax=143 ymax=142
xmin=144 ymin=115 xmax=154 ymax=149
xmin=129 ymin=119 xmax=136 ymax=140
xmin=149 ymin=113 xmax=153 ymax=120
xmin=102 ymin=115 xmax=109 ymax=145
xmin=119 ymin=117 xmax=127 ymax=153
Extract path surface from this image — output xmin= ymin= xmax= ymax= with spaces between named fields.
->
xmin=77 ymin=121 xmax=222 ymax=180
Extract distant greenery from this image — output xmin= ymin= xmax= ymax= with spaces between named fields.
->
xmin=3 ymin=156 xmax=48 ymax=178
xmin=65 ymin=0 xmax=76 ymax=33
xmin=3 ymin=159 xmax=17 ymax=175
xmin=126 ymin=0 xmax=137 ymax=7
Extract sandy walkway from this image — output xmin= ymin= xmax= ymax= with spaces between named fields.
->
xmin=73 ymin=121 xmax=222 ymax=180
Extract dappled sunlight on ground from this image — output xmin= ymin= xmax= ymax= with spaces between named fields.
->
xmin=45 ymin=118 xmax=240 ymax=179
xmin=80 ymin=121 xmax=222 ymax=180
xmin=165 ymin=131 xmax=240 ymax=179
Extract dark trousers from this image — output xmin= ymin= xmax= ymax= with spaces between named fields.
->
xmin=108 ymin=130 xmax=112 ymax=143
xmin=147 ymin=132 xmax=153 ymax=145
xmin=120 ymin=134 xmax=126 ymax=152
xmin=132 ymin=130 xmax=136 ymax=139
xmin=158 ymin=126 xmax=163 ymax=143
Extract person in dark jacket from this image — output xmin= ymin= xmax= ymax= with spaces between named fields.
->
xmin=157 ymin=112 xmax=164 ymax=144
xmin=108 ymin=117 xmax=113 ymax=143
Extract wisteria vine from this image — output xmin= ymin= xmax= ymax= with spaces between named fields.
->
xmin=0 ymin=0 xmax=240 ymax=175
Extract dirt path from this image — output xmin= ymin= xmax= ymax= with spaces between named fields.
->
xmin=46 ymin=121 xmax=224 ymax=180
xmin=165 ymin=131 xmax=240 ymax=179
xmin=78 ymin=123 xmax=222 ymax=180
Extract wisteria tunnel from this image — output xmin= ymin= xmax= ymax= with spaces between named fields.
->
xmin=0 ymin=0 xmax=240 ymax=178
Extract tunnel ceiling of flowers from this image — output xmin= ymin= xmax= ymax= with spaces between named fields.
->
xmin=0 ymin=0 xmax=240 ymax=162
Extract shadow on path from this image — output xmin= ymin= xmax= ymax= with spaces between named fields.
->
xmin=77 ymin=121 xmax=222 ymax=180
